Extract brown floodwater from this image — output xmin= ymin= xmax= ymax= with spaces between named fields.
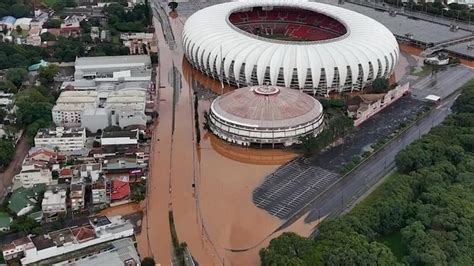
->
xmin=128 ymin=15 xmax=309 ymax=266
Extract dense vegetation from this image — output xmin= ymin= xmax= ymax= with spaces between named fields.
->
xmin=0 ymin=42 xmax=47 ymax=70
xmin=0 ymin=0 xmax=31 ymax=18
xmin=105 ymin=2 xmax=151 ymax=33
xmin=260 ymin=81 xmax=474 ymax=265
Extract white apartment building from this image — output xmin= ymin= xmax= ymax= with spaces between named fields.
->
xmin=42 ymin=189 xmax=67 ymax=221
xmin=52 ymin=91 xmax=97 ymax=127
xmin=15 ymin=164 xmax=52 ymax=188
xmin=34 ymin=127 xmax=86 ymax=153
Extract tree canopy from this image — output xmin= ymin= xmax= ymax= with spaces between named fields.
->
xmin=0 ymin=139 xmax=15 ymax=168
xmin=5 ymin=67 xmax=27 ymax=88
xmin=38 ymin=64 xmax=59 ymax=86
xmin=261 ymin=80 xmax=474 ymax=265
xmin=370 ymin=78 xmax=390 ymax=93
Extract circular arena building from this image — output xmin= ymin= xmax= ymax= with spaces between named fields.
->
xmin=183 ymin=0 xmax=399 ymax=95
xmin=209 ymin=85 xmax=324 ymax=146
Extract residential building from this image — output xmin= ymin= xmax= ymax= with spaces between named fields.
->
xmin=101 ymin=130 xmax=139 ymax=154
xmin=70 ymin=184 xmax=85 ymax=211
xmin=74 ymin=55 xmax=152 ymax=83
xmin=111 ymin=180 xmax=130 ymax=202
xmin=52 ymin=91 xmax=97 ymax=127
xmin=1 ymin=215 xmax=134 ymax=265
xmin=60 ymin=15 xmax=84 ymax=36
xmin=0 ymin=16 xmax=16 ymax=30
xmin=90 ymin=26 xmax=100 ymax=40
xmin=58 ymin=168 xmax=74 ymax=184
xmin=0 ymin=212 xmax=12 ymax=232
xmin=104 ymin=158 xmax=144 ymax=181
xmin=121 ymin=32 xmax=155 ymax=54
xmin=34 ymin=127 xmax=87 ymax=153
xmin=100 ymin=29 xmax=111 ymax=42
xmin=7 ymin=184 xmax=46 ymax=216
xmin=80 ymin=163 xmax=102 ymax=182
xmin=27 ymin=147 xmax=61 ymax=164
xmin=1 ymin=237 xmax=35 ymax=261
xmin=347 ymin=83 xmax=410 ymax=126
xmin=42 ymin=188 xmax=67 ymax=222
xmin=15 ymin=164 xmax=52 ymax=188
xmin=0 ymin=91 xmax=14 ymax=109
xmin=13 ymin=17 xmax=32 ymax=31
xmin=92 ymin=181 xmax=110 ymax=205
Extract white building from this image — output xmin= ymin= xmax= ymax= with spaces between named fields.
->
xmin=74 ymin=55 xmax=152 ymax=83
xmin=13 ymin=17 xmax=32 ymax=31
xmin=53 ymin=88 xmax=148 ymax=131
xmin=183 ymin=1 xmax=399 ymax=95
xmin=42 ymin=189 xmax=67 ymax=221
xmin=34 ymin=127 xmax=87 ymax=153
xmin=1 ymin=215 xmax=134 ymax=265
xmin=80 ymin=163 xmax=102 ymax=182
xmin=15 ymin=164 xmax=52 ymax=188
xmin=52 ymin=91 xmax=97 ymax=127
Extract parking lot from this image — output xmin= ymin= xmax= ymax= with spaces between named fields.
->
xmin=253 ymin=158 xmax=339 ymax=220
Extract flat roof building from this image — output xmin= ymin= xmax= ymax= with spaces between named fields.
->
xmin=34 ymin=127 xmax=87 ymax=154
xmin=74 ymin=55 xmax=152 ymax=83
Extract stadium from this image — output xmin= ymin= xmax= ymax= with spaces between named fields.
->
xmin=182 ymin=0 xmax=400 ymax=95
xmin=209 ymin=85 xmax=324 ymax=146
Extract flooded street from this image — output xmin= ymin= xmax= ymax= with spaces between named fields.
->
xmin=136 ymin=12 xmax=303 ymax=266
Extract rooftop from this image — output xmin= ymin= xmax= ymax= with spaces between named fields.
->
xmin=8 ymin=184 xmax=46 ymax=214
xmin=35 ymin=127 xmax=85 ymax=139
xmin=211 ymin=85 xmax=323 ymax=128
xmin=72 ymin=238 xmax=139 ymax=266
xmin=111 ymin=180 xmax=130 ymax=201
xmin=102 ymin=130 xmax=138 ymax=139
xmin=75 ymin=55 xmax=151 ymax=69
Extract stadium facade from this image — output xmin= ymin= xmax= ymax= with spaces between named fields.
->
xmin=209 ymin=85 xmax=324 ymax=146
xmin=183 ymin=0 xmax=399 ymax=95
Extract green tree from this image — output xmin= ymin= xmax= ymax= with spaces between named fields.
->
xmin=0 ymin=80 xmax=17 ymax=93
xmin=43 ymin=19 xmax=61 ymax=29
xmin=40 ymin=32 xmax=57 ymax=42
xmin=260 ymin=232 xmax=315 ymax=266
xmin=38 ymin=64 xmax=59 ymax=86
xmin=371 ymin=78 xmax=390 ymax=93
xmin=0 ymin=139 xmax=15 ymax=168
xmin=5 ymin=67 xmax=28 ymax=88
xmin=8 ymin=3 xmax=30 ymax=18
xmin=15 ymin=88 xmax=52 ymax=126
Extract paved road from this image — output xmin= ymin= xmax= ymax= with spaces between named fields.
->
xmin=411 ymin=65 xmax=474 ymax=100
xmin=301 ymin=93 xmax=455 ymax=225
xmin=0 ymin=133 xmax=29 ymax=200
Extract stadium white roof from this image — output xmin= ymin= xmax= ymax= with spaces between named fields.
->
xmin=183 ymin=0 xmax=399 ymax=92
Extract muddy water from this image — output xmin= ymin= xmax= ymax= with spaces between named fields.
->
xmin=137 ymin=13 xmax=321 ymax=266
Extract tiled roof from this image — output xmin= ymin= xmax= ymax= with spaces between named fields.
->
xmin=111 ymin=180 xmax=130 ymax=201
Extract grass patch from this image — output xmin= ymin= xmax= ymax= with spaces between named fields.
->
xmin=411 ymin=65 xmax=433 ymax=77
xmin=376 ymin=231 xmax=404 ymax=262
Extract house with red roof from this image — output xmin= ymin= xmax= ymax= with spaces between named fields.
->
xmin=111 ymin=180 xmax=130 ymax=201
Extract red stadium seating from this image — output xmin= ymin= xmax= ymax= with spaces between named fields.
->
xmin=229 ymin=7 xmax=347 ymax=41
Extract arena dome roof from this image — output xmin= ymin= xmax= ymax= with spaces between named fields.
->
xmin=183 ymin=0 xmax=399 ymax=95
xmin=211 ymin=85 xmax=323 ymax=128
